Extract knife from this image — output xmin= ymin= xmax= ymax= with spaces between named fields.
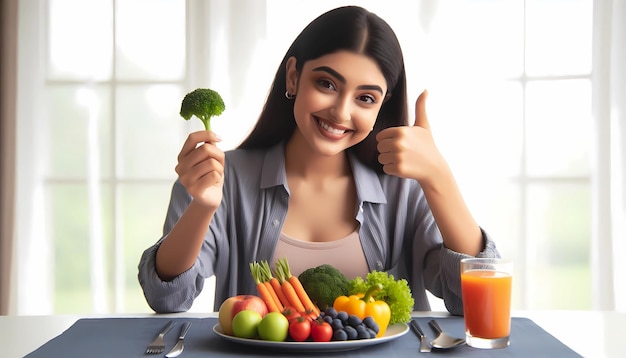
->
xmin=165 ymin=321 xmax=192 ymax=358
xmin=410 ymin=319 xmax=432 ymax=353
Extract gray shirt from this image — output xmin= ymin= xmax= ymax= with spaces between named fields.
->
xmin=138 ymin=142 xmax=499 ymax=314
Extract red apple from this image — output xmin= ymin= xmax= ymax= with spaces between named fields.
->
xmin=218 ymin=295 xmax=268 ymax=335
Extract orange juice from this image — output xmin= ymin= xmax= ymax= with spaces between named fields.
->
xmin=461 ymin=269 xmax=512 ymax=339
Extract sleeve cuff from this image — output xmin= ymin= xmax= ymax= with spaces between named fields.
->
xmin=138 ymin=243 xmax=202 ymax=313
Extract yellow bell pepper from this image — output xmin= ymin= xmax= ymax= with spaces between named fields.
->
xmin=333 ymin=283 xmax=391 ymax=337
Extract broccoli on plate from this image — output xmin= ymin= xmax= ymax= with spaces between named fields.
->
xmin=298 ymin=264 xmax=350 ymax=310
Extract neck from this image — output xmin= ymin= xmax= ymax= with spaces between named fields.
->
xmin=285 ymin=132 xmax=351 ymax=180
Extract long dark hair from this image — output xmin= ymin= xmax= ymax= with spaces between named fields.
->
xmin=238 ymin=6 xmax=409 ymax=172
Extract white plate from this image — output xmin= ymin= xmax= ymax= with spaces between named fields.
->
xmin=213 ymin=322 xmax=409 ymax=352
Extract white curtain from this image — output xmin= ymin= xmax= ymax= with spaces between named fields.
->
xmin=611 ymin=0 xmax=626 ymax=312
xmin=608 ymin=0 xmax=625 ymax=311
xmin=591 ymin=0 xmax=626 ymax=311
xmin=0 ymin=0 xmax=18 ymax=316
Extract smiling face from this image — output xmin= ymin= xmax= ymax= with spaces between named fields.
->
xmin=286 ymin=51 xmax=388 ymax=157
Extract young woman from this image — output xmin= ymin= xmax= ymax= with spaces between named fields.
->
xmin=138 ymin=5 xmax=498 ymax=315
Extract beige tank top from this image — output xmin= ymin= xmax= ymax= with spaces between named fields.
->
xmin=272 ymin=229 xmax=369 ymax=280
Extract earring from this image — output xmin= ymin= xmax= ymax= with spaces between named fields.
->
xmin=285 ymin=91 xmax=295 ymax=100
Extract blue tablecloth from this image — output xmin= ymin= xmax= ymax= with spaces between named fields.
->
xmin=25 ymin=316 xmax=582 ymax=357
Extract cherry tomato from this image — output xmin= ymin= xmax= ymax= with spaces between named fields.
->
xmin=288 ymin=317 xmax=311 ymax=342
xmin=300 ymin=308 xmax=319 ymax=321
xmin=282 ymin=306 xmax=301 ymax=322
xmin=310 ymin=318 xmax=333 ymax=342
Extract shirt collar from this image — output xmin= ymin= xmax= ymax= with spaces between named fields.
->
xmin=348 ymin=151 xmax=387 ymax=205
xmin=260 ymin=142 xmax=387 ymax=204
xmin=260 ymin=142 xmax=289 ymax=192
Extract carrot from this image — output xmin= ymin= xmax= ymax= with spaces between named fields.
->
xmin=288 ymin=275 xmax=320 ymax=315
xmin=261 ymin=261 xmax=290 ymax=308
xmin=249 ymin=262 xmax=281 ymax=313
xmin=274 ymin=259 xmax=306 ymax=312
xmin=258 ymin=261 xmax=284 ymax=311
xmin=270 ymin=277 xmax=290 ymax=307
xmin=264 ymin=281 xmax=284 ymax=311
xmin=278 ymin=258 xmax=320 ymax=315
xmin=281 ymin=279 xmax=306 ymax=312
xmin=269 ymin=277 xmax=289 ymax=307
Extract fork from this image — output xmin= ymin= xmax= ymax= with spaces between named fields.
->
xmin=145 ymin=320 xmax=176 ymax=354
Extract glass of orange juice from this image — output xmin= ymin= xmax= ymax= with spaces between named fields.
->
xmin=460 ymin=257 xmax=512 ymax=349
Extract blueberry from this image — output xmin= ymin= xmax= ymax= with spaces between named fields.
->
xmin=333 ymin=329 xmax=348 ymax=341
xmin=344 ymin=325 xmax=358 ymax=340
xmin=357 ymin=327 xmax=371 ymax=340
xmin=347 ymin=314 xmax=362 ymax=327
xmin=337 ymin=311 xmax=349 ymax=322
xmin=325 ymin=307 xmax=338 ymax=318
xmin=363 ymin=316 xmax=380 ymax=333
xmin=331 ymin=318 xmax=344 ymax=331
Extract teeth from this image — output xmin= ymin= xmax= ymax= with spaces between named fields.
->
xmin=318 ymin=119 xmax=346 ymax=135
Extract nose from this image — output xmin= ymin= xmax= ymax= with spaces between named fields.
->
xmin=330 ymin=97 xmax=351 ymax=123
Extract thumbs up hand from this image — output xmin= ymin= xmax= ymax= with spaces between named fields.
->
xmin=413 ymin=89 xmax=430 ymax=130
xmin=375 ymin=90 xmax=446 ymax=184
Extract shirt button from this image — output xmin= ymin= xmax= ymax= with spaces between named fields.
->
xmin=376 ymin=261 xmax=383 ymax=269
xmin=272 ymin=219 xmax=279 ymax=227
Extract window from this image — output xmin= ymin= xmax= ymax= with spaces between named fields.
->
xmin=17 ymin=0 xmax=193 ymax=314
xmin=15 ymin=0 xmax=594 ymax=314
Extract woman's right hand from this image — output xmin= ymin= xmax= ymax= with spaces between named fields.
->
xmin=175 ymin=130 xmax=225 ymax=209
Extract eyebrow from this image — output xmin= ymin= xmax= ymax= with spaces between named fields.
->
xmin=312 ymin=66 xmax=385 ymax=95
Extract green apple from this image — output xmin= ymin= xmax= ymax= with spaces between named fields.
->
xmin=232 ymin=310 xmax=263 ymax=339
xmin=218 ymin=295 xmax=268 ymax=336
xmin=258 ymin=312 xmax=289 ymax=341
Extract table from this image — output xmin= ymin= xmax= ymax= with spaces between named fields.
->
xmin=1 ymin=310 xmax=623 ymax=357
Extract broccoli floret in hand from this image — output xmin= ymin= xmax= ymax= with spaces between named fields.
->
xmin=179 ymin=88 xmax=225 ymax=131
xmin=298 ymin=264 xmax=350 ymax=310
